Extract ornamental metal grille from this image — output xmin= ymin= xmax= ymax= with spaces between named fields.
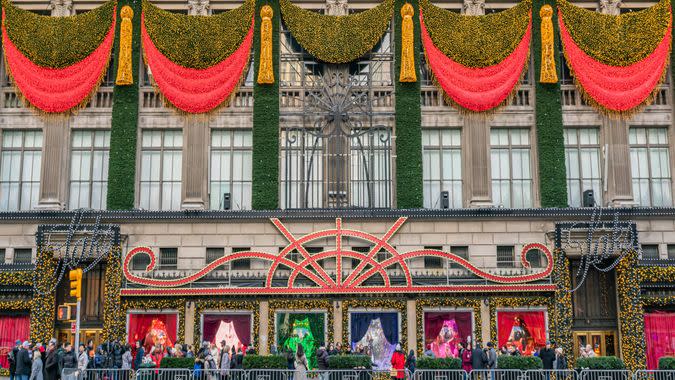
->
xmin=280 ymin=21 xmax=395 ymax=209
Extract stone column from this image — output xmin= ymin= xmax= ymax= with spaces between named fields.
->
xmin=460 ymin=0 xmax=492 ymax=208
xmin=37 ymin=120 xmax=69 ymax=210
xmin=259 ymin=301 xmax=270 ymax=355
xmin=597 ymin=0 xmax=634 ymax=206
xmin=406 ymin=300 xmax=416 ymax=352
xmin=334 ymin=301 xmax=343 ymax=345
xmin=181 ymin=119 xmax=209 ymax=209
xmin=480 ymin=299 xmax=491 ymax=344
xmin=184 ymin=301 xmax=196 ymax=345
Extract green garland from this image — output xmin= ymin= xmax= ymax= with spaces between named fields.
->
xmin=0 ymin=271 xmax=33 ymax=286
xmin=551 ymin=249 xmax=574 ymax=366
xmin=395 ymin=0 xmax=423 ymax=209
xmin=415 ymin=297 xmax=482 ymax=355
xmin=107 ymin=0 xmax=141 ymax=210
xmin=102 ymin=248 xmax=125 ymax=342
xmin=558 ymin=0 xmax=671 ymax=66
xmin=252 ymin=0 xmax=280 ymax=210
xmin=31 ymin=249 xmax=56 ymax=343
xmin=142 ymin=0 xmax=254 ymax=69
xmin=279 ymin=0 xmax=394 ymax=63
xmin=2 ymin=0 xmax=116 ymax=68
xmin=420 ymin=0 xmax=531 ymax=68
xmin=616 ymin=251 xmax=646 ymax=371
xmin=534 ymin=0 xmax=567 ymax=208
xmin=193 ymin=300 xmax=260 ymax=346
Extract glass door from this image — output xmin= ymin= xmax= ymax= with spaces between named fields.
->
xmin=573 ymin=330 xmax=618 ymax=357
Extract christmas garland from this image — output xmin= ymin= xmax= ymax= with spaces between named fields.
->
xmin=278 ymin=0 xmax=394 ymax=63
xmin=557 ymin=0 xmax=670 ymax=66
xmin=420 ymin=0 xmax=531 ymax=67
xmin=415 ymin=298 xmax=482 ymax=355
xmin=0 ymin=271 xmax=33 ymax=286
xmin=141 ymin=0 xmax=254 ymax=113
xmin=419 ymin=0 xmax=532 ymax=112
xmin=1 ymin=0 xmax=117 ymax=114
xmin=193 ymin=300 xmax=260 ymax=346
xmin=557 ymin=0 xmax=672 ymax=116
xmin=121 ymin=298 xmax=187 ymax=344
xmin=616 ymin=251 xmax=646 ymax=371
xmin=31 ymin=249 xmax=57 ymax=344
xmin=551 ymin=249 xmax=574 ymax=367
xmin=142 ymin=0 xmax=254 ymax=69
xmin=341 ymin=299 xmax=408 ymax=351
xmin=102 ymin=248 xmax=125 ymax=342
xmin=2 ymin=0 xmax=116 ymax=68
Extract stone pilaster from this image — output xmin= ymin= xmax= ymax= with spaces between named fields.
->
xmin=604 ymin=119 xmax=634 ymax=205
xmin=37 ymin=121 xmax=69 ymax=210
xmin=463 ymin=114 xmax=492 ymax=207
xmin=480 ymin=299 xmax=490 ymax=344
xmin=334 ymin=301 xmax=343 ymax=345
xmin=259 ymin=301 xmax=270 ymax=354
xmin=181 ymin=119 xmax=209 ymax=209
xmin=184 ymin=301 xmax=196 ymax=345
xmin=406 ymin=300 xmax=416 ymax=352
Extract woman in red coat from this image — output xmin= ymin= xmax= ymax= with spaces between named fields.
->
xmin=460 ymin=342 xmax=473 ymax=372
xmin=390 ymin=344 xmax=406 ymax=379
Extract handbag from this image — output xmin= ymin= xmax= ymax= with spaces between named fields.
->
xmin=390 ymin=368 xmax=398 ymax=377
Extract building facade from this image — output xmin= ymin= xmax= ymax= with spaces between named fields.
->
xmin=0 ymin=0 xmax=673 ymax=372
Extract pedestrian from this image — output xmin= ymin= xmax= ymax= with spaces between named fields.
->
xmin=16 ymin=341 xmax=32 ymax=380
xmin=405 ymin=349 xmax=416 ymax=375
xmin=29 ymin=350 xmax=43 ymax=380
xmin=555 ymin=348 xmax=567 ymax=370
xmin=205 ymin=354 xmax=219 ymax=380
xmin=270 ymin=345 xmax=278 ymax=355
xmin=390 ymin=344 xmax=405 ymax=380
xmin=122 ymin=344 xmax=133 ymax=369
xmin=540 ymin=341 xmax=556 ymax=370
xmin=59 ymin=344 xmax=77 ymax=380
xmin=9 ymin=339 xmax=21 ymax=380
xmin=471 ymin=343 xmax=485 ymax=370
xmin=486 ymin=342 xmax=497 ymax=368
xmin=77 ymin=344 xmax=88 ymax=374
xmin=285 ymin=347 xmax=295 ymax=371
xmin=294 ymin=344 xmax=308 ymax=380
xmin=335 ymin=343 xmax=343 ymax=354
xmin=133 ymin=341 xmax=144 ymax=370
xmin=316 ymin=345 xmax=329 ymax=380
xmin=460 ymin=343 xmax=472 ymax=372
xmin=423 ymin=344 xmax=435 ymax=358
xmin=234 ymin=348 xmax=244 ymax=370
xmin=220 ymin=345 xmax=230 ymax=380
xmin=43 ymin=340 xmax=58 ymax=380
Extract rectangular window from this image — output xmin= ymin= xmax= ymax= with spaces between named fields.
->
xmin=231 ymin=247 xmax=251 ymax=270
xmin=641 ymin=245 xmax=660 ymax=260
xmin=423 ymin=246 xmax=443 ymax=268
xmin=0 ymin=248 xmax=5 ymax=264
xmin=209 ymin=130 xmax=253 ymax=210
xmin=159 ymin=248 xmax=178 ymax=270
xmin=0 ymin=130 xmax=42 ymax=211
xmin=564 ymin=128 xmax=602 ymax=207
xmin=139 ymin=130 xmax=183 ymax=210
xmin=69 ymin=130 xmax=110 ymax=209
xmin=667 ymin=244 xmax=675 ymax=260
xmin=13 ymin=248 xmax=32 ymax=264
xmin=450 ymin=245 xmax=469 ymax=269
xmin=496 ymin=246 xmax=514 ymax=268
xmin=206 ymin=247 xmax=226 ymax=270
xmin=629 ymin=127 xmax=672 ymax=207
xmin=490 ymin=129 xmax=533 ymax=208
xmin=422 ymin=129 xmax=462 ymax=208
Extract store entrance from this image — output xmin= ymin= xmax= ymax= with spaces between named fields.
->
xmin=57 ymin=328 xmax=103 ymax=347
xmin=573 ymin=330 xmax=618 ymax=357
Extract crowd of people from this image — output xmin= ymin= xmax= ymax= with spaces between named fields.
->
xmin=7 ymin=339 xmax=89 ymax=380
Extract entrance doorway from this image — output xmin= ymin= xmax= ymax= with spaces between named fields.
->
xmin=573 ymin=330 xmax=618 ymax=357
xmin=57 ymin=328 xmax=103 ymax=347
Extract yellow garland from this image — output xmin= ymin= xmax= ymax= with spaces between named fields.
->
xmin=279 ymin=0 xmax=395 ymax=64
xmin=121 ymin=298 xmax=187 ymax=343
xmin=31 ymin=249 xmax=57 ymax=343
xmin=539 ymin=5 xmax=558 ymax=83
xmin=268 ymin=299 xmax=335 ymax=352
xmin=341 ymin=299 xmax=408 ymax=352
xmin=115 ymin=6 xmax=134 ymax=85
xmin=142 ymin=0 xmax=254 ymax=69
xmin=0 ymin=271 xmax=33 ymax=286
xmin=557 ymin=0 xmax=671 ymax=66
xmin=2 ymin=0 xmax=116 ymax=68
xmin=616 ymin=250 xmax=646 ymax=371
xmin=257 ymin=5 xmax=275 ymax=84
xmin=638 ymin=265 xmax=675 ymax=283
xmin=399 ymin=3 xmax=417 ymax=82
xmin=552 ymin=249 xmax=574 ymax=367
xmin=415 ymin=298 xmax=482 ymax=356
xmin=420 ymin=0 xmax=531 ymax=68
xmin=102 ymin=248 xmax=125 ymax=342
xmin=193 ymin=300 xmax=260 ymax=347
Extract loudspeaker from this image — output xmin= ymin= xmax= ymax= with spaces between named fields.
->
xmin=582 ymin=189 xmax=595 ymax=207
xmin=223 ymin=193 xmax=231 ymax=210
xmin=441 ymin=191 xmax=450 ymax=209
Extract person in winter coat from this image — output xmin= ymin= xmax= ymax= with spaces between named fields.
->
xmin=285 ymin=348 xmax=295 ymax=371
xmin=220 ymin=345 xmax=231 ymax=379
xmin=122 ymin=344 xmax=133 ymax=369
xmin=111 ymin=342 xmax=124 ymax=369
xmin=43 ymin=341 xmax=58 ymax=380
xmin=294 ymin=344 xmax=308 ymax=380
xmin=77 ymin=345 xmax=88 ymax=373
xmin=59 ymin=344 xmax=77 ymax=380
xmin=405 ymin=349 xmax=416 ymax=375
xmin=539 ymin=341 xmax=556 ymax=370
xmin=29 ymin=350 xmax=43 ymax=380
xmin=9 ymin=340 xmax=21 ymax=380
xmin=204 ymin=354 xmax=219 ymax=380
xmin=16 ymin=342 xmax=32 ymax=380
xmin=485 ymin=343 xmax=497 ymax=369
xmin=460 ymin=343 xmax=472 ymax=372
xmin=233 ymin=348 xmax=244 ymax=370
xmin=133 ymin=341 xmax=144 ymax=370
xmin=555 ymin=348 xmax=567 ymax=370
xmin=316 ymin=346 xmax=329 ymax=380
xmin=471 ymin=344 xmax=486 ymax=370
xmin=390 ymin=344 xmax=405 ymax=380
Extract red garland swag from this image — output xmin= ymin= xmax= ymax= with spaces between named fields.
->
xmin=141 ymin=18 xmax=254 ymax=114
xmin=1 ymin=9 xmax=116 ymax=114
xmin=558 ymin=12 xmax=672 ymax=114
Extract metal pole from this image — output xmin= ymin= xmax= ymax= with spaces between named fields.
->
xmin=75 ymin=299 xmax=81 ymax=348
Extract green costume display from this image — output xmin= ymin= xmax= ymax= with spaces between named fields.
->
xmin=281 ymin=317 xmax=318 ymax=369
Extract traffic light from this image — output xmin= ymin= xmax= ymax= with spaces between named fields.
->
xmin=69 ymin=269 xmax=82 ymax=300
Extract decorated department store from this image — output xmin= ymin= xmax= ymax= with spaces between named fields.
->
xmin=0 ymin=0 xmax=673 ymax=372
